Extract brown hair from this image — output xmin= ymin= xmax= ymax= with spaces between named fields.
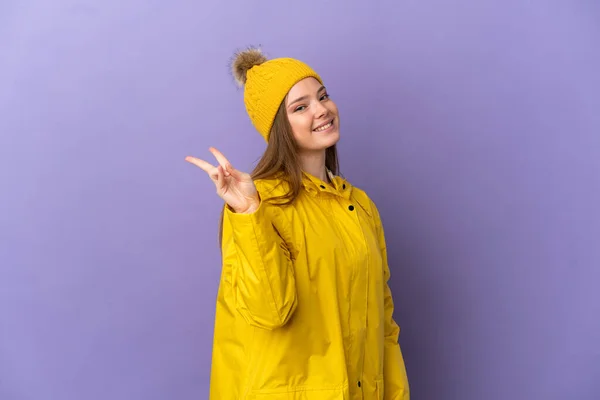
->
xmin=218 ymin=100 xmax=340 ymax=245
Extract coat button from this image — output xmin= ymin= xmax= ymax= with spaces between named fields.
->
xmin=348 ymin=205 xmax=355 ymax=211
xmin=320 ymin=185 xmax=326 ymax=189
xmin=342 ymin=184 xmax=346 ymax=189
xmin=357 ymin=381 xmax=361 ymax=387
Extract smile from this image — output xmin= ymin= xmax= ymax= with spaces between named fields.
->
xmin=313 ymin=119 xmax=334 ymax=132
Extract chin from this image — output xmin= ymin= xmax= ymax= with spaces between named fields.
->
xmin=307 ymin=134 xmax=338 ymax=151
xmin=325 ymin=131 xmax=341 ymax=147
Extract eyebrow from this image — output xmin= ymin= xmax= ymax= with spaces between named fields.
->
xmin=288 ymin=86 xmax=327 ymax=107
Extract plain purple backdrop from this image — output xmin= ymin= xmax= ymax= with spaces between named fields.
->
xmin=1 ymin=1 xmax=599 ymax=399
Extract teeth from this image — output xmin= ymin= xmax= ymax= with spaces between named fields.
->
xmin=314 ymin=121 xmax=333 ymax=132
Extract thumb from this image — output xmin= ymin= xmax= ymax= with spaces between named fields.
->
xmin=228 ymin=165 xmax=250 ymax=181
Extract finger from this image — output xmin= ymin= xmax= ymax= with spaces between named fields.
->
xmin=209 ymin=148 xmax=247 ymax=180
xmin=209 ymin=147 xmax=232 ymax=176
xmin=208 ymin=166 xmax=219 ymax=181
xmin=185 ymin=156 xmax=215 ymax=174
xmin=215 ymin=165 xmax=226 ymax=192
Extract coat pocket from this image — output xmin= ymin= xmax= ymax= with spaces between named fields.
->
xmin=251 ymin=388 xmax=345 ymax=400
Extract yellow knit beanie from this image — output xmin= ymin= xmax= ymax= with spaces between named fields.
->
xmin=231 ymin=47 xmax=322 ymax=141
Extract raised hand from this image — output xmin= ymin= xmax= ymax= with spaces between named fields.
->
xmin=185 ymin=147 xmax=260 ymax=214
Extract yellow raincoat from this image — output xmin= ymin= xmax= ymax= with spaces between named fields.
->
xmin=209 ymin=171 xmax=409 ymax=399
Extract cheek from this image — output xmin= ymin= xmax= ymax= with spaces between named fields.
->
xmin=289 ymin=116 xmax=313 ymax=138
xmin=328 ymin=102 xmax=339 ymax=115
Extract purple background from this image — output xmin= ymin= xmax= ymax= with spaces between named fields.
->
xmin=1 ymin=1 xmax=599 ymax=399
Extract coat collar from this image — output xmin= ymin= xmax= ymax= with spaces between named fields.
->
xmin=301 ymin=169 xmax=352 ymax=200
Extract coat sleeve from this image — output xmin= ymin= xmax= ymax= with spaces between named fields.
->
xmin=221 ymin=198 xmax=298 ymax=330
xmin=372 ymin=202 xmax=410 ymax=400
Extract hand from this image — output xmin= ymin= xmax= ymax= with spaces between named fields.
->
xmin=185 ymin=147 xmax=260 ymax=214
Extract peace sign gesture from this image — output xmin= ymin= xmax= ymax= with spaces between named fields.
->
xmin=185 ymin=147 xmax=260 ymax=214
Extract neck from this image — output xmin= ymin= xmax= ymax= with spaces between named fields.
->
xmin=299 ymin=150 xmax=328 ymax=182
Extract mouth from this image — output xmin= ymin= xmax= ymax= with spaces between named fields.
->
xmin=313 ymin=119 xmax=335 ymax=132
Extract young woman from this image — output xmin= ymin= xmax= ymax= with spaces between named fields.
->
xmin=185 ymin=48 xmax=409 ymax=400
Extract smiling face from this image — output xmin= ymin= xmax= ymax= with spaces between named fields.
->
xmin=285 ymin=77 xmax=340 ymax=154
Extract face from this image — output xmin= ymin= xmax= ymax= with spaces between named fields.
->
xmin=285 ymin=77 xmax=340 ymax=153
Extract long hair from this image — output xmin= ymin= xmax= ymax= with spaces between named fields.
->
xmin=218 ymin=101 xmax=340 ymax=246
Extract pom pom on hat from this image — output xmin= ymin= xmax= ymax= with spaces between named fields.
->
xmin=231 ymin=47 xmax=268 ymax=87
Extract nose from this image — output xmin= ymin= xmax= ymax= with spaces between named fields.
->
xmin=313 ymin=100 xmax=329 ymax=119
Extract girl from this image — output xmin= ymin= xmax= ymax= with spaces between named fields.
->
xmin=185 ymin=47 xmax=409 ymax=400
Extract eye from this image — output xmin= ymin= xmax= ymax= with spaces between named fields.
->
xmin=320 ymin=93 xmax=330 ymax=101
xmin=294 ymin=105 xmax=307 ymax=112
